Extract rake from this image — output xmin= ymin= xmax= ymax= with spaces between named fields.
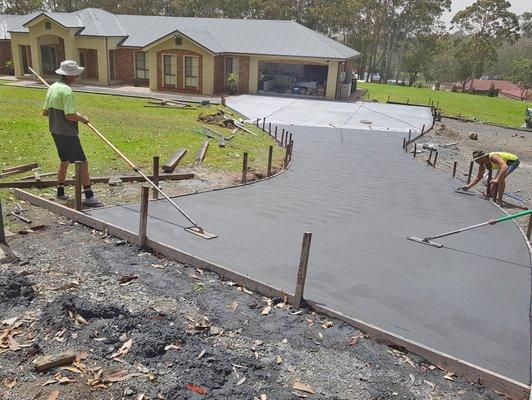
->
xmin=407 ymin=209 xmax=532 ymax=248
xmin=29 ymin=67 xmax=217 ymax=239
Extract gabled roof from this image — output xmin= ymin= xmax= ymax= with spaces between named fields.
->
xmin=1 ymin=8 xmax=359 ymax=59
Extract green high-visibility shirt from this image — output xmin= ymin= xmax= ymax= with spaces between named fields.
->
xmin=43 ymin=81 xmax=78 ymax=136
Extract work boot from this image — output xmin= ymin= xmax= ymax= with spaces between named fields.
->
xmin=82 ymin=196 xmax=104 ymax=208
xmin=56 ymin=194 xmax=71 ymax=201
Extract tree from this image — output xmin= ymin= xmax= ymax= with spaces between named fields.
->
xmin=451 ymin=0 xmax=520 ymax=89
xmin=508 ymin=58 xmax=532 ymax=100
xmin=401 ymin=34 xmax=438 ymax=86
xmin=1 ymin=0 xmax=43 ymax=13
xmin=521 ymin=12 xmax=532 ymax=38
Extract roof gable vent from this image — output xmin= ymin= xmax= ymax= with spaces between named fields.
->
xmin=175 ymin=36 xmax=182 ymax=45
xmin=45 ymin=21 xmax=52 ymax=30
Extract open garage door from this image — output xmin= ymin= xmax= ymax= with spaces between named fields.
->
xmin=258 ymin=61 xmax=328 ymax=98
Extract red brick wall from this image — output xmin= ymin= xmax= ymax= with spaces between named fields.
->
xmin=213 ymin=55 xmax=251 ymax=94
xmin=111 ymin=48 xmax=135 ymax=83
xmin=238 ymin=56 xmax=250 ymax=94
xmin=79 ymin=48 xmax=98 ymax=79
xmin=156 ymin=49 xmax=203 ymax=94
xmin=213 ymin=55 xmax=224 ymax=94
xmin=0 ymin=41 xmax=13 ymax=74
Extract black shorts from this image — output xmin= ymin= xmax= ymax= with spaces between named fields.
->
xmin=51 ymin=134 xmax=87 ymax=163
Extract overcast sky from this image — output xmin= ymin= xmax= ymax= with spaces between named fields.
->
xmin=442 ymin=0 xmax=529 ymax=25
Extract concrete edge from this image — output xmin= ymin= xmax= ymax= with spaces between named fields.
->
xmin=12 ymin=188 xmax=531 ymax=400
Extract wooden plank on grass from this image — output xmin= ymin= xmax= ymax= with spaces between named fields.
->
xmin=0 ymin=162 xmax=39 ymax=178
xmin=162 ymin=149 xmax=187 ymax=173
xmin=0 ymin=173 xmax=194 ymax=189
xmin=195 ymin=140 xmax=209 ymax=163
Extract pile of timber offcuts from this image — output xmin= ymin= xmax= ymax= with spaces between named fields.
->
xmin=198 ymin=110 xmax=238 ymax=128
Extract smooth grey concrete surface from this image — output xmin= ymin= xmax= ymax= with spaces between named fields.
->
xmin=89 ymin=125 xmax=531 ymax=383
xmin=227 ymin=95 xmax=433 ymax=133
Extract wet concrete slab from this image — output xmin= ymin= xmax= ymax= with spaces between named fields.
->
xmin=227 ymin=95 xmax=433 ymax=133
xmin=88 ymin=110 xmax=530 ymax=383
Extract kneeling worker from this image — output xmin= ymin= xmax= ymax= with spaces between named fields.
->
xmin=460 ymin=150 xmax=520 ymax=204
xmin=42 ymin=60 xmax=102 ymax=207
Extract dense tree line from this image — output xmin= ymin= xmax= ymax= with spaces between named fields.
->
xmin=1 ymin=0 xmax=530 ymax=93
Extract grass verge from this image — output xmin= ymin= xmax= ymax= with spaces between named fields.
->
xmin=359 ymin=82 xmax=530 ymax=128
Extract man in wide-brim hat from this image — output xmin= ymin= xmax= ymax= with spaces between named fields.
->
xmin=42 ymin=60 xmax=102 ymax=207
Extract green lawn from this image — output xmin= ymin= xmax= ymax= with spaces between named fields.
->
xmin=359 ymin=82 xmax=530 ymax=128
xmin=0 ymin=82 xmax=284 ymax=182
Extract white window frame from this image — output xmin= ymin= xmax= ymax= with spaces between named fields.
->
xmin=162 ymin=54 xmax=176 ymax=87
xmin=135 ymin=51 xmax=149 ymax=80
xmin=183 ymin=55 xmax=198 ymax=89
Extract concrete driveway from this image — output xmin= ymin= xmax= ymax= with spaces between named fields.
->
xmin=227 ymin=95 xmax=433 ymax=133
xmin=88 ymin=99 xmax=531 ymax=384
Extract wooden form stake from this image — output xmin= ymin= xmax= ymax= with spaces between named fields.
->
xmin=138 ymin=185 xmax=149 ymax=248
xmin=284 ymin=143 xmax=291 ymax=168
xmin=281 ymin=130 xmax=285 ymax=147
xmin=0 ymin=198 xmax=5 ymax=244
xmin=267 ymin=146 xmax=273 ymax=177
xmin=403 ymin=138 xmax=406 ymax=151
xmin=289 ymin=140 xmax=294 ymax=162
xmin=433 ymin=151 xmax=438 ymax=168
xmin=289 ymin=133 xmax=292 ymax=146
xmin=413 ymin=143 xmax=417 ymax=158
xmin=256 ymin=118 xmax=259 ymax=127
xmin=467 ymin=161 xmax=474 ymax=184
xmin=293 ymin=232 xmax=312 ymax=308
xmin=262 ymin=118 xmax=265 ymax=130
xmin=274 ymin=126 xmax=278 ymax=139
xmin=242 ymin=152 xmax=248 ymax=184
xmin=152 ymin=156 xmax=160 ymax=200
xmin=74 ymin=161 xmax=82 ymax=211
xmin=268 ymin=122 xmax=271 ymax=134
xmin=428 ymin=149 xmax=433 ymax=165
xmin=421 ymin=124 xmax=425 ymax=135
xmin=408 ymin=129 xmax=411 ymax=142
xmin=453 ymin=161 xmax=458 ymax=177
xmin=527 ymin=214 xmax=532 ymax=240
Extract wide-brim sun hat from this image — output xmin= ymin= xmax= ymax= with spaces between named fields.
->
xmin=55 ymin=60 xmax=84 ymax=76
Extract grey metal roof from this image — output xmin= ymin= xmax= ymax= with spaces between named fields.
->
xmin=0 ymin=14 xmax=35 ymax=39
xmin=2 ymin=8 xmax=359 ymax=59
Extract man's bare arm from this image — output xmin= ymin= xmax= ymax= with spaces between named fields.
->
xmin=65 ymin=112 xmax=90 ymax=124
xmin=489 ymin=155 xmax=507 ymax=182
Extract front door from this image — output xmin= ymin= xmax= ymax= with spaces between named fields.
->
xmin=41 ymin=45 xmax=57 ymax=74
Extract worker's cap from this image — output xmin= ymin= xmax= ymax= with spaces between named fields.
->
xmin=55 ymin=60 xmax=84 ymax=76
xmin=472 ymin=150 xmax=487 ymax=161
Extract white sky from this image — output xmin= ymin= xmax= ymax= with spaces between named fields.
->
xmin=442 ymin=0 xmax=530 ymax=25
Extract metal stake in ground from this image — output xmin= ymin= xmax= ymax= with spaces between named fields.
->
xmin=408 ymin=209 xmax=532 ymax=248
xmin=29 ymin=67 xmax=217 ymax=240
xmin=467 ymin=161 xmax=474 ymax=184
xmin=294 ymin=232 xmax=312 ymax=308
xmin=139 ymin=185 xmax=149 ymax=247
xmin=453 ymin=161 xmax=458 ymax=177
xmin=152 ymin=156 xmax=160 ymax=200
xmin=0 ymin=198 xmax=5 ymax=245
xmin=267 ymin=146 xmax=273 ymax=177
xmin=242 ymin=152 xmax=248 ymax=184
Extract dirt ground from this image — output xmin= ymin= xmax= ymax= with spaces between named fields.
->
xmin=0 ymin=213 xmax=506 ymax=400
xmin=410 ymin=118 xmax=531 ymax=235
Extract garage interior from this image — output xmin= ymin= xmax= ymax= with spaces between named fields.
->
xmin=257 ymin=61 xmax=328 ymax=97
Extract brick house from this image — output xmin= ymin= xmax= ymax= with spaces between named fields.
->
xmin=0 ymin=8 xmax=359 ymax=99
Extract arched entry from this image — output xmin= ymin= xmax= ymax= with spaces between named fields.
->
xmin=37 ymin=34 xmax=65 ymax=75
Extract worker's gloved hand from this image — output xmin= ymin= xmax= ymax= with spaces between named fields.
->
xmin=458 ymin=186 xmax=469 ymax=191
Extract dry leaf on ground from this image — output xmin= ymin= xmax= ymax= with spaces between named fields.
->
xmin=261 ymin=306 xmax=272 ymax=315
xmin=119 ymin=274 xmax=139 ymax=285
xmin=186 ymin=383 xmax=207 ymax=394
xmin=110 ymin=339 xmax=133 ymax=358
xmin=293 ymin=380 xmax=315 ymax=394
xmin=47 ymin=391 xmax=60 ymax=400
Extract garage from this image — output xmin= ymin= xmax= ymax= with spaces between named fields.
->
xmin=257 ymin=61 xmax=328 ymax=97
